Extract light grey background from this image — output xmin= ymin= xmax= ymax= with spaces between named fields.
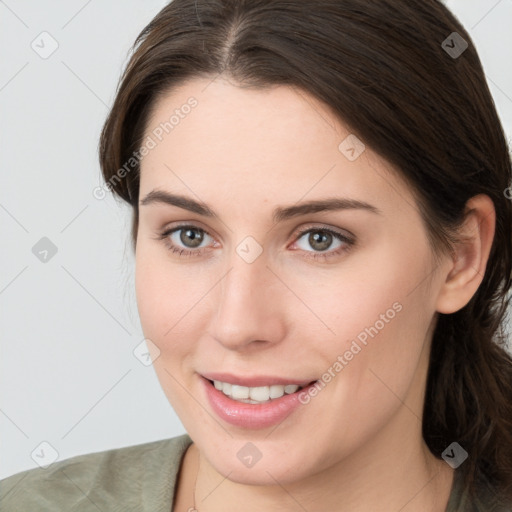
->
xmin=1 ymin=0 xmax=511 ymax=479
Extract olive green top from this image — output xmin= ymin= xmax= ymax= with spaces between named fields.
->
xmin=0 ymin=433 xmax=510 ymax=511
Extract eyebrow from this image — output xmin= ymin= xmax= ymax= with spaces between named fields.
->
xmin=139 ymin=189 xmax=382 ymax=222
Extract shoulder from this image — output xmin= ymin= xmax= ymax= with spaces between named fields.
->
xmin=0 ymin=433 xmax=192 ymax=512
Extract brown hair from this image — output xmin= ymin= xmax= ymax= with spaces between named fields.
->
xmin=98 ymin=0 xmax=512 ymax=502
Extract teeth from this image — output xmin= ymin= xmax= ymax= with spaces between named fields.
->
xmin=231 ymin=385 xmax=250 ymax=400
xmin=212 ymin=380 xmax=301 ymax=403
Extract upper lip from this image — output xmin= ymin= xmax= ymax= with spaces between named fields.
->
xmin=201 ymin=372 xmax=316 ymax=388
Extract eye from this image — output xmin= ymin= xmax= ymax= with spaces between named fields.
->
xmin=157 ymin=224 xmax=216 ymax=257
xmin=291 ymin=226 xmax=354 ymax=261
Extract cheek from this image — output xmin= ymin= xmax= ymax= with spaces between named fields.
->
xmin=285 ymin=264 xmax=436 ymax=460
xmin=134 ymin=249 xmax=201 ymax=408
xmin=292 ymin=236 xmax=433 ymax=344
xmin=135 ymin=253 xmax=168 ymax=338
xmin=135 ymin=247 xmax=187 ymax=349
xmin=135 ymin=244 xmax=216 ymax=366
xmin=306 ymin=239 xmax=436 ymax=401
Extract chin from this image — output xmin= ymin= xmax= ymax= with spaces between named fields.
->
xmin=196 ymin=436 xmax=318 ymax=486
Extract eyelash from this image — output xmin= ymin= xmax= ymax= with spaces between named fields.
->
xmin=156 ymin=223 xmax=355 ymax=262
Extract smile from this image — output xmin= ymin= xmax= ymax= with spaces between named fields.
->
xmin=201 ymin=375 xmax=318 ymax=429
xmin=210 ymin=380 xmax=308 ymax=404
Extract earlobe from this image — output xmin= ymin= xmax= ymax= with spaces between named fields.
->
xmin=435 ymin=194 xmax=496 ymax=314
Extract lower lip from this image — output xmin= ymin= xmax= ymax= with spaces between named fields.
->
xmin=201 ymin=376 xmax=317 ymax=429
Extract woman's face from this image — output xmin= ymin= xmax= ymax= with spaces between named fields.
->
xmin=135 ymin=77 xmax=449 ymax=484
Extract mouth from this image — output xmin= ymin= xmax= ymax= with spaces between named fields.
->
xmin=206 ymin=378 xmax=316 ymax=404
xmin=201 ymin=375 xmax=319 ymax=429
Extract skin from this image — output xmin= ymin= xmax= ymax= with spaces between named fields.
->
xmin=134 ymin=76 xmax=495 ymax=511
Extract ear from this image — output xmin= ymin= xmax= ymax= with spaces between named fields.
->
xmin=435 ymin=194 xmax=496 ymax=314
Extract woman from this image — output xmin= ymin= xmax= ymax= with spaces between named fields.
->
xmin=1 ymin=0 xmax=511 ymax=510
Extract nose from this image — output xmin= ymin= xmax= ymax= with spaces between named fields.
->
xmin=209 ymin=251 xmax=287 ymax=352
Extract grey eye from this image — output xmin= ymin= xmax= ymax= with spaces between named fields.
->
xmin=296 ymin=230 xmax=343 ymax=252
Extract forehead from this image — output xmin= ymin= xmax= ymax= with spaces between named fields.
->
xmin=139 ymin=77 xmax=414 ymax=215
